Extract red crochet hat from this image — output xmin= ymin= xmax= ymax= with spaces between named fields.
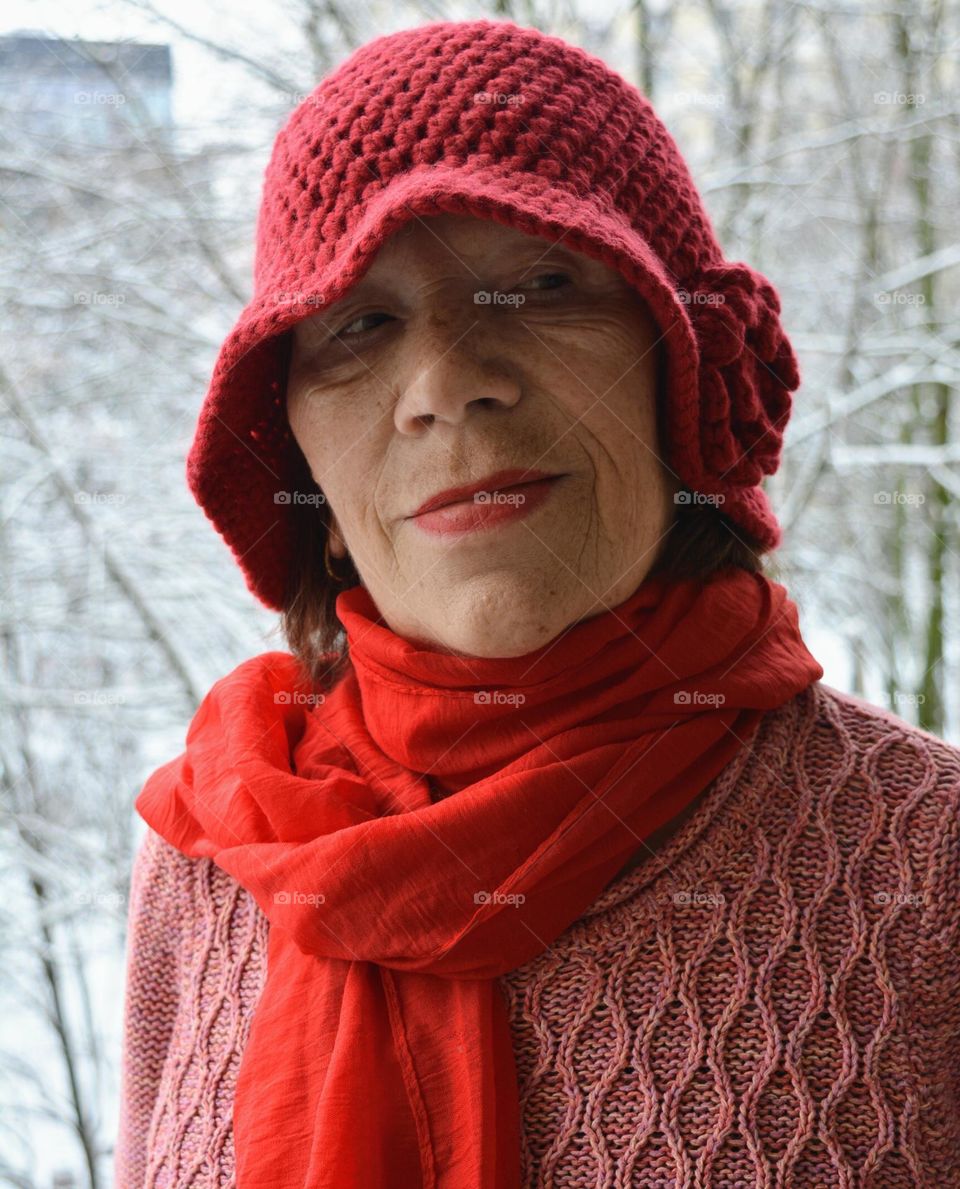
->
xmin=187 ymin=19 xmax=800 ymax=611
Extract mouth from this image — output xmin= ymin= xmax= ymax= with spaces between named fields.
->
xmin=407 ymin=472 xmax=567 ymax=538
xmin=409 ymin=468 xmax=563 ymax=518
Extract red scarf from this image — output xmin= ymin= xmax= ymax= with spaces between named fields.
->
xmin=136 ymin=567 xmax=822 ymax=1188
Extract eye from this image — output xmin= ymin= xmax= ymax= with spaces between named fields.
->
xmin=333 ymin=311 xmax=395 ymax=339
xmin=515 ymin=271 xmax=573 ymax=295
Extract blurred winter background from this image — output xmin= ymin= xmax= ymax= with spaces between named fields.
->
xmin=0 ymin=0 xmax=957 ymax=1183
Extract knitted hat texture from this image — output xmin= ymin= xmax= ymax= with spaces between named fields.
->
xmin=186 ymin=18 xmax=801 ymax=611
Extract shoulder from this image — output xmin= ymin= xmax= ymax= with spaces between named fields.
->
xmin=129 ymin=824 xmax=199 ymax=918
xmin=127 ymin=826 xmax=204 ymax=972
xmin=795 ymin=681 xmax=960 ymax=927
xmin=709 ymin=680 xmax=960 ymax=917
xmin=708 ymin=679 xmax=960 ymax=852
xmin=816 ymin=680 xmax=960 ymax=750
xmin=807 ymin=680 xmax=960 ymax=793
xmin=195 ymin=648 xmax=344 ymax=708
xmin=203 ymin=649 xmax=314 ymax=696
xmin=133 ymin=818 xmax=261 ymax=900
xmin=128 ymin=824 xmax=258 ymax=953
xmin=794 ymin=680 xmax=960 ymax=836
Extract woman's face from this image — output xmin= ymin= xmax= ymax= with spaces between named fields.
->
xmin=286 ymin=212 xmax=681 ymax=658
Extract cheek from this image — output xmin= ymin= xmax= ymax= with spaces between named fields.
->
xmin=540 ymin=322 xmax=659 ymax=440
xmin=581 ymin=317 xmax=660 ymax=425
xmin=289 ymin=385 xmax=396 ymax=542
xmin=286 ymin=379 xmax=326 ymax=463
xmin=288 ymin=380 xmax=368 ymax=475
xmin=538 ymin=320 xmax=666 ymax=508
xmin=285 ymin=380 xmax=305 ymax=438
xmin=537 ymin=312 xmax=653 ymax=392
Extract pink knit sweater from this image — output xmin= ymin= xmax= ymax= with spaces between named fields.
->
xmin=114 ymin=680 xmax=960 ymax=1187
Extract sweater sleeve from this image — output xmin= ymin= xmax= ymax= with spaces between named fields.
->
xmin=113 ymin=826 xmax=190 ymax=1189
xmin=909 ymin=773 xmax=960 ymax=1172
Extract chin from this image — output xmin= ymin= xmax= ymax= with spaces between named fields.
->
xmin=442 ymin=595 xmax=569 ymax=659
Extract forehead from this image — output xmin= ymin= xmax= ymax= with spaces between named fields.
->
xmin=363 ymin=211 xmax=586 ymax=276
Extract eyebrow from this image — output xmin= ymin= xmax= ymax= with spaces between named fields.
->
xmin=498 ymin=240 xmax=584 ymax=268
xmin=322 ymin=239 xmax=586 ymax=312
xmin=526 ymin=242 xmax=581 ymax=263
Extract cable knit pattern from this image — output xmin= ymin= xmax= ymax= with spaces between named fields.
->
xmin=186 ymin=19 xmax=801 ymax=611
xmin=114 ymin=682 xmax=960 ymax=1187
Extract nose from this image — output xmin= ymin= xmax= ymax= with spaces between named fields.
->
xmin=393 ymin=308 xmax=522 ymax=433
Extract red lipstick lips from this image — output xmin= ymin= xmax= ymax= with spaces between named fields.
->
xmin=408 ymin=469 xmax=565 ymax=538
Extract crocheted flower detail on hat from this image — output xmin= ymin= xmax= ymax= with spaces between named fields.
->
xmin=676 ymin=262 xmax=800 ymax=489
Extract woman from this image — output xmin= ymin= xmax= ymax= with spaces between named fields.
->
xmin=114 ymin=18 xmax=960 ymax=1189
